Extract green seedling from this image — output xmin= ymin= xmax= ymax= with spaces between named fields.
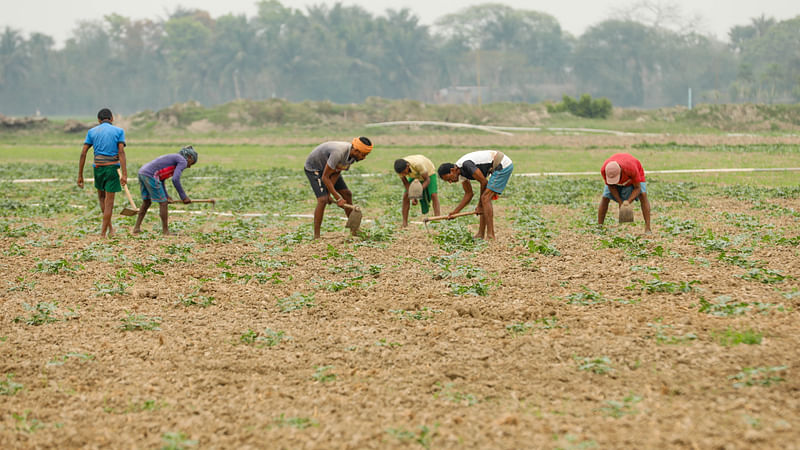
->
xmin=239 ymin=328 xmax=289 ymax=347
xmin=576 ymin=356 xmax=614 ymax=375
xmin=94 ymin=269 xmax=133 ymax=296
xmin=449 ymin=280 xmax=491 ymax=296
xmin=13 ymin=301 xmax=76 ymax=325
xmin=390 ymin=307 xmax=442 ymax=321
xmin=4 ymin=242 xmax=27 ymax=256
xmin=627 ymin=275 xmax=700 ymax=294
xmin=13 ymin=410 xmax=44 ymax=433
xmin=161 ymin=431 xmax=197 ymax=450
xmin=698 ymin=296 xmax=786 ymax=316
xmin=730 ymin=366 xmax=787 ymax=388
xmin=119 ymin=312 xmax=161 ymax=331
xmin=34 ymin=258 xmax=81 ymax=274
xmin=131 ymin=261 xmax=164 ymax=276
xmin=177 ymin=291 xmax=216 ymax=307
xmin=600 ymin=394 xmax=642 ymax=418
xmin=7 ymin=276 xmax=37 ymax=292
xmin=375 ymin=338 xmax=402 ymax=348
xmin=271 ymin=414 xmax=319 ymax=429
xmin=1 ymin=373 xmax=23 ymax=395
xmin=386 ymin=425 xmax=437 ymax=450
xmin=712 ymin=328 xmax=763 ymax=346
xmin=433 ymin=383 xmax=479 ymax=406
xmin=432 ymin=222 xmax=484 ymax=252
xmin=277 ymin=292 xmax=315 ymax=312
xmin=647 ymin=322 xmax=697 ymax=345
xmin=311 ymin=365 xmax=336 ymax=383
xmin=47 ymin=352 xmax=95 ymax=366
xmin=738 ymin=267 xmax=788 ymax=284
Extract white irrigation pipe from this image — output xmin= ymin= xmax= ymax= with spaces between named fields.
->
xmin=366 ymin=121 xmax=514 ymax=136
xmin=7 ymin=166 xmax=800 ymax=184
xmin=366 ymin=121 xmax=643 ymax=136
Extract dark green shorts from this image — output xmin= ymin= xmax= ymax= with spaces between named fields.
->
xmin=94 ymin=165 xmax=121 ymax=193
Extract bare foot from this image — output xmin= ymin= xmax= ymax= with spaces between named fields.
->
xmin=132 ymin=228 xmax=141 ymax=234
xmin=162 ymin=230 xmax=177 ymax=236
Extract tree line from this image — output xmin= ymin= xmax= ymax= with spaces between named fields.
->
xmin=1 ymin=1 xmax=798 ymax=116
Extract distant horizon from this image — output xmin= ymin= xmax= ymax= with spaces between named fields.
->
xmin=2 ymin=0 xmax=798 ymax=48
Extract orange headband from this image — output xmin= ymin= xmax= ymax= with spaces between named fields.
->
xmin=352 ymin=137 xmax=372 ymax=154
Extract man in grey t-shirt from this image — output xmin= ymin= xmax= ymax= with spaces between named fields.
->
xmin=304 ymin=137 xmax=373 ymax=238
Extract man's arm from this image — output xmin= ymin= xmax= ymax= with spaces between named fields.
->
xmin=607 ymin=185 xmax=624 ymax=204
xmin=118 ymin=143 xmax=127 ymax=186
xmin=321 ymin=164 xmax=345 ymax=207
xmin=420 ymin=173 xmax=430 ymax=190
xmin=624 ymin=181 xmax=642 ymax=206
xmin=450 ymin=179 xmax=474 ymax=215
xmin=400 ymin=175 xmax=411 ymax=189
xmin=77 ymin=144 xmax=90 ymax=188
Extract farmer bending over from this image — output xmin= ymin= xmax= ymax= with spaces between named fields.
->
xmin=77 ymin=108 xmax=127 ymax=238
xmin=598 ymin=152 xmax=651 ymax=233
xmin=394 ymin=155 xmax=441 ymax=227
xmin=304 ymin=137 xmax=372 ymax=239
xmin=437 ymin=150 xmax=513 ymax=240
xmin=132 ymin=146 xmax=197 ymax=235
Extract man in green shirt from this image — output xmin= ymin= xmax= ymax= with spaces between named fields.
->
xmin=394 ymin=155 xmax=440 ymax=227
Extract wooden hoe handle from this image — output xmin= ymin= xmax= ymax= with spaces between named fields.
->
xmin=424 ymin=211 xmax=480 ymax=223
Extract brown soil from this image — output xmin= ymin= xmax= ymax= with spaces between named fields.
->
xmin=1 ymin=194 xmax=798 ymax=448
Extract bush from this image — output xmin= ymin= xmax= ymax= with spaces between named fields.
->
xmin=547 ymin=94 xmax=613 ymax=118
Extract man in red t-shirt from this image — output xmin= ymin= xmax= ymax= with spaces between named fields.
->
xmin=598 ymin=153 xmax=651 ymax=232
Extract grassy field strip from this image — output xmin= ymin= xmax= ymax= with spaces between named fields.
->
xmin=7 ymin=166 xmax=800 ymax=184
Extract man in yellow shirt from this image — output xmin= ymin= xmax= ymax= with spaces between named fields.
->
xmin=394 ymin=155 xmax=441 ymax=227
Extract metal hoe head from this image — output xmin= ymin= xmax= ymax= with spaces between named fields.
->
xmin=345 ymin=206 xmax=362 ymax=233
xmin=618 ymin=204 xmax=634 ymax=223
xmin=120 ymin=207 xmax=139 ymax=217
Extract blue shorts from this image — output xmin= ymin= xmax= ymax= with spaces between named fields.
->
xmin=603 ymin=182 xmax=647 ymax=202
xmin=139 ymin=174 xmax=168 ymax=203
xmin=487 ymin=163 xmax=513 ymax=195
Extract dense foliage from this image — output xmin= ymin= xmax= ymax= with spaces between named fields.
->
xmin=0 ymin=2 xmax=798 ymax=115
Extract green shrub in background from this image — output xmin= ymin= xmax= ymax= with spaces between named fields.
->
xmin=547 ymin=94 xmax=613 ymax=118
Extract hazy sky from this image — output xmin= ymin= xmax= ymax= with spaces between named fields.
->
xmin=2 ymin=0 xmax=798 ymax=46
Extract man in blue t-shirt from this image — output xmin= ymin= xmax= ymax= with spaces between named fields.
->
xmin=77 ymin=108 xmax=127 ymax=238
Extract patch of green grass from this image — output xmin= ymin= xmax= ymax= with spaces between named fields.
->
xmin=729 ymin=366 xmax=787 ymax=388
xmin=6 ymin=276 xmax=37 ymax=292
xmin=119 ymin=312 xmax=161 ymax=331
xmin=0 ymin=373 xmax=24 ymax=395
xmin=712 ymin=328 xmax=763 ymax=346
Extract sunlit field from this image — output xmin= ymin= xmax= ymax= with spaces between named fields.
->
xmin=1 ymin=129 xmax=798 ymax=448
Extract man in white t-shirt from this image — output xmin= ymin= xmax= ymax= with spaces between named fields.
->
xmin=437 ymin=150 xmax=513 ymax=240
